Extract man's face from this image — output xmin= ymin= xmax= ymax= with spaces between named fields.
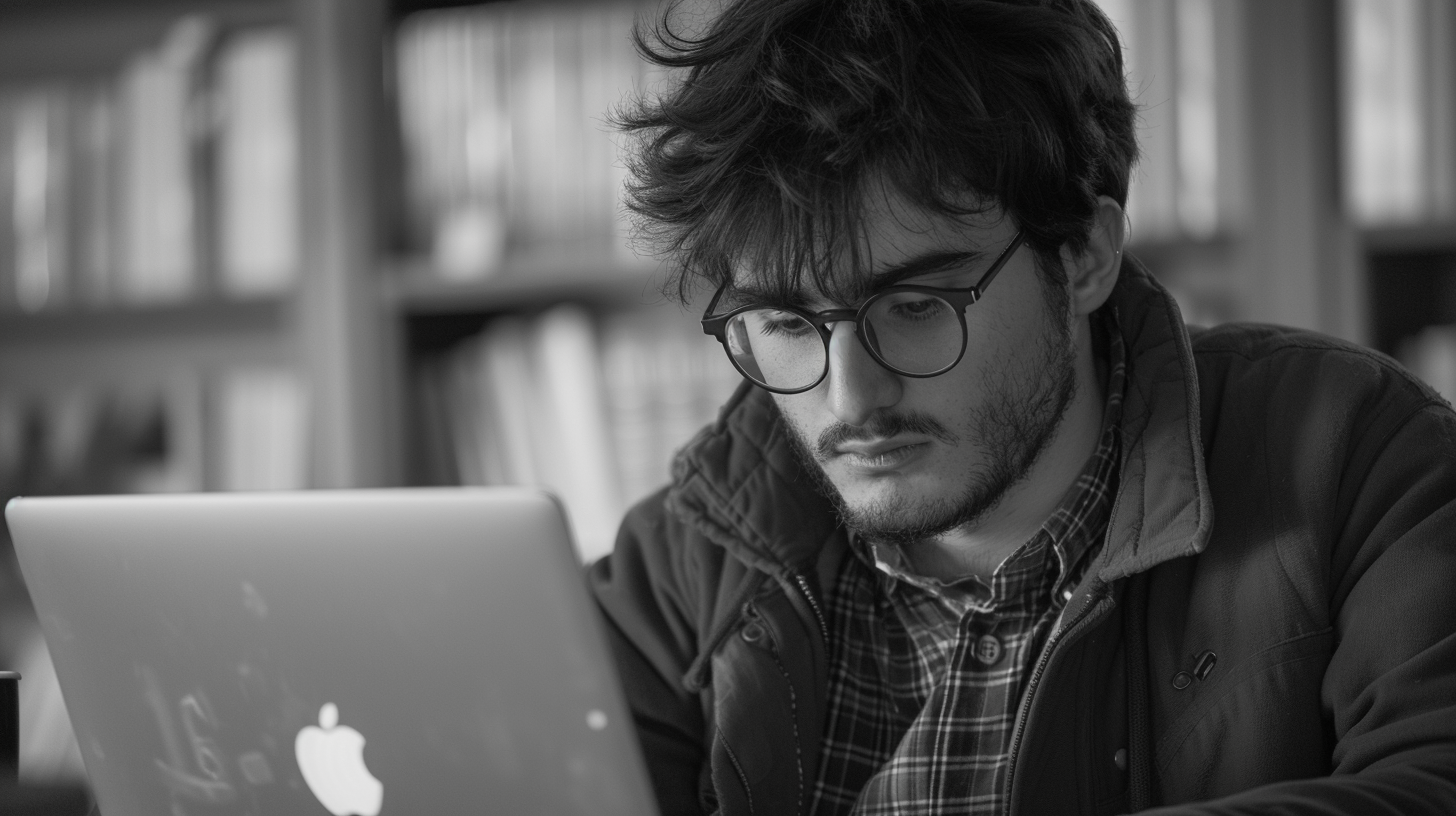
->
xmin=763 ymin=197 xmax=1079 ymax=547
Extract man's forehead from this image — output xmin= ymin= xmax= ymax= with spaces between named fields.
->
xmin=725 ymin=244 xmax=995 ymax=308
xmin=720 ymin=181 xmax=1012 ymax=305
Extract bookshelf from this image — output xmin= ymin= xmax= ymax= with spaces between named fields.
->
xmin=1339 ymin=0 xmax=1456 ymax=402
xmin=1095 ymin=0 xmax=1366 ymax=344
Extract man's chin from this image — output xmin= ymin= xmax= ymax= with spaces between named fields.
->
xmin=832 ymin=481 xmax=980 ymax=546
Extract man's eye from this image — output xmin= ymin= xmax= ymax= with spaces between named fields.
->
xmin=883 ymin=295 xmax=949 ymax=322
xmin=750 ymin=310 xmax=815 ymax=337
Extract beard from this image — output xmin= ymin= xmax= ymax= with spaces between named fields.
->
xmin=782 ymin=310 xmax=1080 ymax=549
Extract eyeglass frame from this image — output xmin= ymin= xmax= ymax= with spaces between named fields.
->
xmin=700 ymin=230 xmax=1028 ymax=394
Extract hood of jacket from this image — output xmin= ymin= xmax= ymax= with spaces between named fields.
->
xmin=665 ymin=256 xmax=1214 ymax=584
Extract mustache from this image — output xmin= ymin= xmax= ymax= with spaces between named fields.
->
xmin=814 ymin=412 xmax=959 ymax=458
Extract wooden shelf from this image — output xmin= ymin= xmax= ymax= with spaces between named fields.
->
xmin=0 ymin=297 xmax=287 ymax=345
xmin=0 ymin=0 xmax=288 ymax=81
xmin=386 ymin=249 xmax=671 ymax=315
xmin=1362 ymin=223 xmax=1456 ymax=254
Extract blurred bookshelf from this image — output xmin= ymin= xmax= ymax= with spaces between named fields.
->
xmin=0 ymin=0 xmax=374 ymax=785
xmin=1340 ymin=0 xmax=1456 ymax=405
xmin=4 ymin=0 xmax=1456 ymax=789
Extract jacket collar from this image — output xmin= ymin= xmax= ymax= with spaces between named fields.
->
xmin=665 ymin=256 xmax=1214 ymax=582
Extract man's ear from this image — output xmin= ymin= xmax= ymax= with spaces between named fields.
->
xmin=1062 ymin=196 xmax=1126 ymax=317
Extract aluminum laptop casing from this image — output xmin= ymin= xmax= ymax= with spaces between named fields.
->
xmin=5 ymin=488 xmax=659 ymax=816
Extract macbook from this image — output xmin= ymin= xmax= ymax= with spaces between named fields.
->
xmin=5 ymin=488 xmax=659 ymax=816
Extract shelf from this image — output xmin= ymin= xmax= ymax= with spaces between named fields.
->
xmin=1361 ymin=223 xmax=1456 ymax=254
xmin=0 ymin=0 xmax=288 ymax=81
xmin=0 ymin=297 xmax=287 ymax=346
xmin=386 ymin=248 xmax=672 ymax=315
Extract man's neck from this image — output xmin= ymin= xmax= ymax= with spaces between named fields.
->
xmin=906 ymin=316 xmax=1109 ymax=583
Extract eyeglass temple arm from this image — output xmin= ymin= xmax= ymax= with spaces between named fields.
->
xmin=701 ymin=285 xmax=727 ymax=337
xmin=971 ymin=231 xmax=1028 ymax=295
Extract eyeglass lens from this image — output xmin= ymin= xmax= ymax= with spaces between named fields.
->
xmin=723 ymin=291 xmax=964 ymax=391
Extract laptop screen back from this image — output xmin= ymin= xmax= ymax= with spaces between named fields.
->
xmin=6 ymin=488 xmax=659 ymax=816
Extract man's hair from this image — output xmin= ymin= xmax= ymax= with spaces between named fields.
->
xmin=615 ymin=0 xmax=1138 ymax=304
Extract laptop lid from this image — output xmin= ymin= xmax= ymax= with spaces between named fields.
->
xmin=5 ymin=488 xmax=660 ymax=816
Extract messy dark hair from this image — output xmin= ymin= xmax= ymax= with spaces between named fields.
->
xmin=615 ymin=0 xmax=1138 ymax=305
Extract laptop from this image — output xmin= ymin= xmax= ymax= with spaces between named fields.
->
xmin=5 ymin=488 xmax=660 ymax=816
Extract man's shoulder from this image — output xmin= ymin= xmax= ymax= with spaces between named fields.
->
xmin=1182 ymin=321 xmax=1456 ymax=515
xmin=1187 ymin=321 xmax=1447 ymax=418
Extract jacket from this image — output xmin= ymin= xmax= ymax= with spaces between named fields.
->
xmin=588 ymin=257 xmax=1456 ymax=815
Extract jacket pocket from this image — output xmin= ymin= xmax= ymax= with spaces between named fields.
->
xmin=1155 ymin=627 xmax=1335 ymax=802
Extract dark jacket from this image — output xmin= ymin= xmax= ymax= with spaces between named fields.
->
xmin=589 ymin=258 xmax=1456 ymax=815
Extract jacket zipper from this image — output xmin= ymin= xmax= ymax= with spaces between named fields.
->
xmin=792 ymin=572 xmax=829 ymax=646
xmin=1001 ymin=592 xmax=1115 ymax=815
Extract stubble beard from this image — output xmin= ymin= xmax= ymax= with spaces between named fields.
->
xmin=782 ymin=316 xmax=1080 ymax=549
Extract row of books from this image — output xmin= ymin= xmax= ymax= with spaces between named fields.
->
xmin=1101 ymin=0 xmax=1456 ymax=234
xmin=1093 ymin=0 xmax=1225 ymax=243
xmin=415 ymin=304 xmax=742 ymax=563
xmin=395 ymin=1 xmax=652 ymax=279
xmin=395 ymin=0 xmax=1230 ymax=257
xmin=0 ymin=365 xmax=308 ymax=501
xmin=1342 ymin=0 xmax=1456 ymax=225
xmin=0 ymin=16 xmax=299 ymax=314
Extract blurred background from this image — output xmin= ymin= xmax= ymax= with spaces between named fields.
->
xmin=0 ymin=0 xmax=1446 ymax=791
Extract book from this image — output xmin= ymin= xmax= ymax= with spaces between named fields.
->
xmin=70 ymin=80 xmax=119 ymax=309
xmin=11 ymin=87 xmax=70 ymax=313
xmin=599 ymin=307 xmax=742 ymax=511
xmin=216 ymin=367 xmax=309 ymax=491
xmin=431 ymin=305 xmax=739 ymax=560
xmin=532 ymin=304 xmax=620 ymax=562
xmin=0 ymin=91 xmax=20 ymax=312
xmin=215 ymin=26 xmax=300 ymax=297
xmin=117 ymin=15 xmax=214 ymax=304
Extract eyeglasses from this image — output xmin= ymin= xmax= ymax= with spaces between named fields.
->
xmin=700 ymin=231 xmax=1027 ymax=394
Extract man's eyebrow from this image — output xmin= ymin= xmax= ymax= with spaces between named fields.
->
xmin=866 ymin=249 xmax=987 ymax=291
xmin=722 ymin=248 xmax=988 ymax=309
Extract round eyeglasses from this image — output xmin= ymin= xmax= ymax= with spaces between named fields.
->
xmin=700 ymin=231 xmax=1027 ymax=394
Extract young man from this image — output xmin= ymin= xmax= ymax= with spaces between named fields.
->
xmin=589 ymin=1 xmax=1456 ymax=814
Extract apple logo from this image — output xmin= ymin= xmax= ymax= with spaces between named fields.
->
xmin=295 ymin=703 xmax=383 ymax=816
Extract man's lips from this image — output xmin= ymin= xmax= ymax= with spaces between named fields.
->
xmin=830 ymin=438 xmax=932 ymax=468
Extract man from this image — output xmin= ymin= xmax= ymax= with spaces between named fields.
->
xmin=589 ymin=0 xmax=1456 ymax=813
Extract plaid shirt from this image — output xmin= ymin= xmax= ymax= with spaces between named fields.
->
xmin=808 ymin=315 xmax=1127 ymax=816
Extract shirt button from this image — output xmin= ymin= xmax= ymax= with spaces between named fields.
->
xmin=1114 ymin=748 xmax=1128 ymax=771
xmin=974 ymin=634 xmax=1003 ymax=666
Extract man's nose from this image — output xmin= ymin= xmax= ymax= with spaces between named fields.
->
xmin=824 ymin=321 xmax=901 ymax=426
